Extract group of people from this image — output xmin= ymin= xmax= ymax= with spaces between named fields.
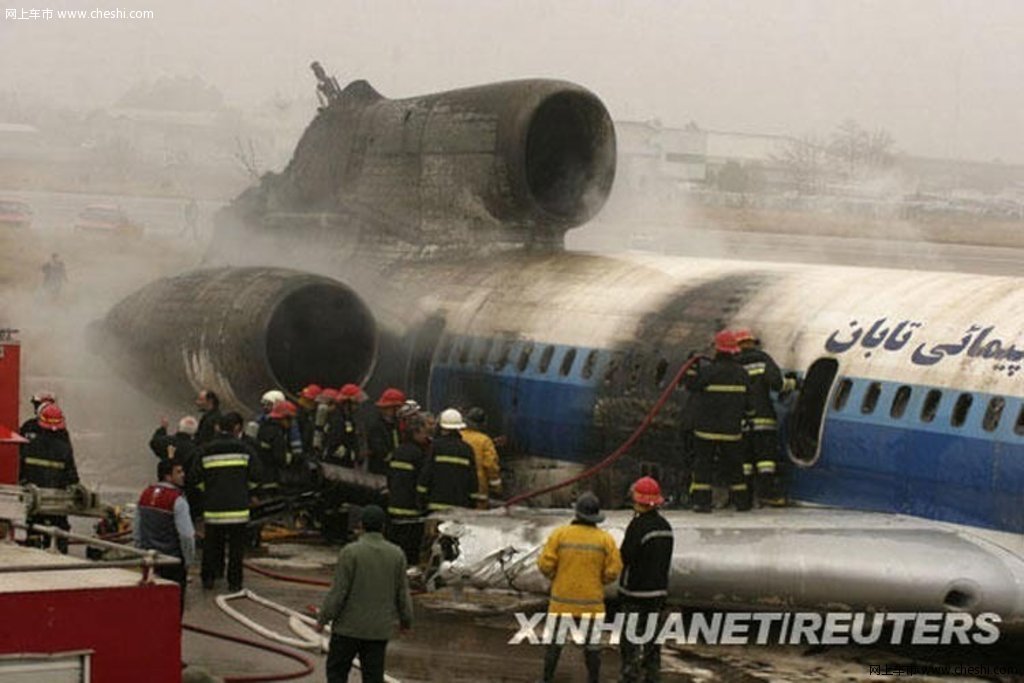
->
xmin=682 ymin=327 xmax=796 ymax=513
xmin=137 ymin=383 xmax=506 ymax=607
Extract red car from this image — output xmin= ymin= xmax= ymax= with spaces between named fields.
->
xmin=0 ymin=199 xmax=33 ymax=230
xmin=73 ymin=204 xmax=143 ymax=238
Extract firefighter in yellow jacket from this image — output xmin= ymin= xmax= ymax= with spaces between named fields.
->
xmin=536 ymin=492 xmax=622 ymax=683
xmin=460 ymin=407 xmax=502 ymax=509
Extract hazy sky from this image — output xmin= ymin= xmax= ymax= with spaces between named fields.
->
xmin=2 ymin=0 xmax=1022 ymax=163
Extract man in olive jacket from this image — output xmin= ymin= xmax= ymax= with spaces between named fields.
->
xmin=318 ymin=505 xmax=413 ymax=683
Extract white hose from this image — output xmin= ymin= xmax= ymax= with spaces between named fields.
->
xmin=214 ymin=589 xmax=402 ymax=683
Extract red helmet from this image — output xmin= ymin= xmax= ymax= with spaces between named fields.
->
xmin=318 ymin=388 xmax=339 ymax=403
xmin=714 ymin=329 xmax=740 ymax=355
xmin=338 ymin=383 xmax=366 ymax=402
xmin=300 ymin=384 xmax=323 ymax=400
xmin=733 ymin=328 xmax=756 ymax=344
xmin=632 ymin=476 xmax=664 ymax=506
xmin=269 ymin=400 xmax=298 ymax=419
xmin=375 ymin=388 xmax=407 ymax=408
xmin=38 ymin=403 xmax=66 ymax=431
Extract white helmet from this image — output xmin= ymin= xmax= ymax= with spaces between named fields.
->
xmin=261 ymin=390 xmax=285 ymax=409
xmin=438 ymin=408 xmax=467 ymax=431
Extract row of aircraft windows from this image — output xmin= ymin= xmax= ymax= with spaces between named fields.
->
xmin=832 ymin=378 xmax=1024 ymax=436
xmin=439 ymin=337 xmax=674 ymax=388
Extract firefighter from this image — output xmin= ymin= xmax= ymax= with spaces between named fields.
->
xmin=417 ymin=408 xmax=483 ymax=511
xmin=296 ymin=384 xmax=322 ymax=455
xmin=619 ymin=477 xmax=674 ymax=683
xmin=254 ymin=400 xmax=296 ymax=498
xmin=386 ymin=412 xmax=430 ymax=565
xmin=257 ymin=390 xmax=285 ymax=422
xmin=460 ymin=407 xmax=502 ymax=509
xmin=134 ymin=459 xmax=195 ymax=615
xmin=19 ymin=391 xmax=70 ymax=444
xmin=325 ymin=383 xmax=367 ymax=467
xmin=194 ymin=389 xmax=222 ymax=446
xmin=684 ymin=330 xmax=753 ymax=513
xmin=19 ymin=403 xmax=79 ymax=553
xmin=192 ymin=412 xmax=261 ymax=592
xmin=366 ymin=387 xmax=405 ymax=476
xmin=536 ymin=492 xmax=622 ymax=683
xmin=734 ymin=329 xmax=795 ymax=507
xmin=311 ymin=387 xmax=338 ymax=459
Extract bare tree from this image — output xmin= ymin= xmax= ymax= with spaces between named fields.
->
xmin=828 ymin=119 xmax=895 ymax=180
xmin=233 ymin=136 xmax=262 ymax=180
xmin=773 ymin=134 xmax=829 ymax=194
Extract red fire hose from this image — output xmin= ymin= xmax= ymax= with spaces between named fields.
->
xmin=183 ymin=622 xmax=315 ymax=682
xmin=243 ymin=560 xmax=331 ymax=588
xmin=502 ymin=354 xmax=703 ymax=507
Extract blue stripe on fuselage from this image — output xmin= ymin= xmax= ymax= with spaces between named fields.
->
xmin=429 ymin=338 xmax=1024 ymax=533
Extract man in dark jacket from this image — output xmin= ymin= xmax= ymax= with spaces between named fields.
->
xmin=149 ymin=416 xmax=198 ymax=465
xmin=386 ymin=412 xmax=430 ymax=565
xmin=684 ymin=330 xmax=754 ymax=512
xmin=19 ymin=403 xmax=78 ymax=553
xmin=366 ymin=387 xmax=405 ymax=475
xmin=194 ymin=389 xmax=222 ymax=446
xmin=134 ymin=459 xmax=195 ymax=615
xmin=417 ymin=408 xmax=483 ymax=511
xmin=619 ymin=477 xmax=674 ymax=683
xmin=192 ymin=412 xmax=260 ymax=591
xmin=734 ymin=329 xmax=795 ymax=506
xmin=19 ymin=391 xmax=71 ymax=444
xmin=318 ymin=504 xmax=413 ymax=683
xmin=254 ymin=400 xmax=297 ymax=498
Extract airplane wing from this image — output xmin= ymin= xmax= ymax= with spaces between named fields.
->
xmin=432 ymin=506 xmax=1024 ymax=624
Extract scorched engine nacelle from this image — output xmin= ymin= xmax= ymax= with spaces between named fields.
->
xmin=225 ymin=78 xmax=617 ymax=251
xmin=97 ymin=267 xmax=377 ymax=411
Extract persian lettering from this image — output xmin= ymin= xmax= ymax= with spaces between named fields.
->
xmin=824 ymin=319 xmax=1022 ymax=377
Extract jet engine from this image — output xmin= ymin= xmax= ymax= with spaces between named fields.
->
xmin=223 ymin=77 xmax=617 ymax=253
xmin=97 ymin=267 xmax=377 ymax=412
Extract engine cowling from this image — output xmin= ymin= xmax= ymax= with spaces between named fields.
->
xmin=97 ymin=267 xmax=377 ymax=411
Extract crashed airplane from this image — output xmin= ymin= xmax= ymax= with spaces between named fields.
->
xmin=95 ymin=71 xmax=1024 ymax=623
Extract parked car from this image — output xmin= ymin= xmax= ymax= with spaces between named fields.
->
xmin=0 ymin=199 xmax=33 ymax=230
xmin=73 ymin=204 xmax=143 ymax=238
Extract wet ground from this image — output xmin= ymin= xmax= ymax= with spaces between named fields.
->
xmin=175 ymin=541 xmax=1023 ymax=683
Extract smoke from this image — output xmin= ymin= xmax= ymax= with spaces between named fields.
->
xmin=0 ymin=212 xmax=204 ymax=492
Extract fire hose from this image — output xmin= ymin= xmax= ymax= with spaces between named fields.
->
xmin=502 ymin=354 xmax=705 ymax=507
xmin=182 ymin=621 xmax=315 ymax=683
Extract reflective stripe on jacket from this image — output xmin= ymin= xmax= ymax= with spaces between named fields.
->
xmin=537 ymin=521 xmax=622 ymax=616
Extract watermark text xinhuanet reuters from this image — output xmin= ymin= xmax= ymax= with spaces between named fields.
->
xmin=5 ymin=8 xmax=155 ymax=20
xmin=509 ymin=611 xmax=1002 ymax=646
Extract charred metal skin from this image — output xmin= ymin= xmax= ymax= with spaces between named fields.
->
xmin=434 ymin=508 xmax=1024 ymax=623
xmin=99 ymin=267 xmax=377 ymax=411
xmin=218 ymin=78 xmax=616 ymax=256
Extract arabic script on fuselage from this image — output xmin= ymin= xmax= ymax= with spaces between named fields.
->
xmin=824 ymin=318 xmax=1023 ymax=377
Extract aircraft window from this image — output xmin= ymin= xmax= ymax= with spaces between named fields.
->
xmin=458 ymin=339 xmax=471 ymax=365
xmin=629 ymin=354 xmax=644 ymax=387
xmin=951 ymin=393 xmax=973 ymax=428
xmin=560 ymin=348 xmax=577 ymax=377
xmin=787 ymin=357 xmax=838 ymax=466
xmin=477 ymin=338 xmax=494 ymax=366
xmin=494 ymin=339 xmax=512 ymax=370
xmin=832 ymin=378 xmax=853 ymax=411
xmin=982 ymin=397 xmax=1005 ymax=432
xmin=921 ymin=389 xmax=942 ymax=423
xmin=538 ymin=345 xmax=555 ymax=374
xmin=890 ymin=385 xmax=912 ymax=419
xmin=654 ymin=357 xmax=669 ymax=386
xmin=1015 ymin=405 xmax=1024 ymax=436
xmin=861 ymin=382 xmax=882 ymax=414
xmin=581 ymin=350 xmax=598 ymax=380
xmin=604 ymin=354 xmax=622 ymax=386
xmin=517 ymin=343 xmax=534 ymax=372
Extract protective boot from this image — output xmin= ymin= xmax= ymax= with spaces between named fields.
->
xmin=540 ymin=643 xmax=562 ymax=683
xmin=583 ymin=647 xmax=601 ymax=683
xmin=730 ymin=483 xmax=752 ymax=512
